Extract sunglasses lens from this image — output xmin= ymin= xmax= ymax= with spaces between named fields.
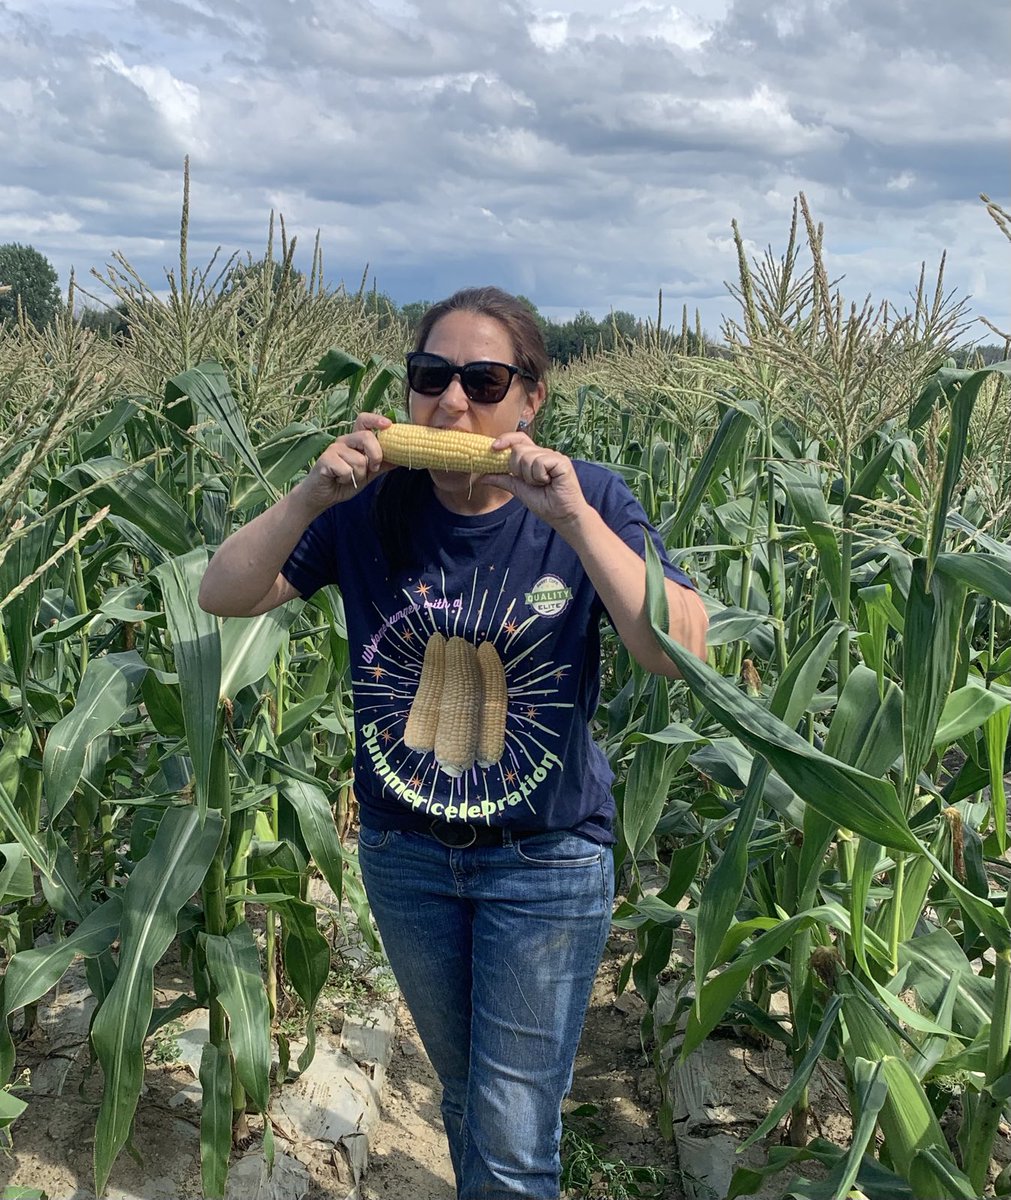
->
xmin=460 ymin=363 xmax=512 ymax=404
xmin=406 ymin=354 xmax=517 ymax=403
xmin=407 ymin=354 xmax=453 ymax=395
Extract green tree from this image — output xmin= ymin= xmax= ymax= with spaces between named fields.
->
xmin=400 ymin=300 xmax=432 ymax=334
xmin=0 ymin=243 xmax=61 ymax=328
xmin=600 ymin=309 xmax=641 ymax=350
xmin=77 ymin=301 xmax=130 ymax=340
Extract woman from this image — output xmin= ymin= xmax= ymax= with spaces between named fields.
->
xmin=199 ymin=286 xmax=707 ymax=1200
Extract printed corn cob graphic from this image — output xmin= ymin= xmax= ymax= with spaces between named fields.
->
xmin=434 ymin=637 xmax=481 ymax=776
xmin=404 ymin=634 xmax=509 ymax=775
xmin=476 ymin=641 xmax=508 ymax=767
xmin=377 ymin=424 xmax=511 ymax=475
xmin=404 ymin=632 xmax=446 ymax=752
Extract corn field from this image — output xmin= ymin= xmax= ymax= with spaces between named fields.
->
xmin=1 ymin=188 xmax=1010 ymax=1200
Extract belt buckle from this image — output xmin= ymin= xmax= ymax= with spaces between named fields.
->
xmin=429 ymin=819 xmax=477 ymax=848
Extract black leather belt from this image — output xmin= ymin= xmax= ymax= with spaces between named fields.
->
xmin=425 ymin=819 xmax=540 ymax=848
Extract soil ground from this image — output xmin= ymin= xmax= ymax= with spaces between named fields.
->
xmin=6 ymin=926 xmax=1003 ymax=1200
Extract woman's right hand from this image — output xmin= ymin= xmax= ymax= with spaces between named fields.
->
xmin=293 ymin=412 xmax=395 ymax=516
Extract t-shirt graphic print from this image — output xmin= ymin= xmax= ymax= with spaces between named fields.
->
xmin=282 ymin=460 xmax=693 ymax=843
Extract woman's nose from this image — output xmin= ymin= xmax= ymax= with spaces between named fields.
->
xmin=438 ymin=377 xmax=470 ymax=411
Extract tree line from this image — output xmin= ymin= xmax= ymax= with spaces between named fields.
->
xmin=1 ymin=242 xmax=1005 ymax=366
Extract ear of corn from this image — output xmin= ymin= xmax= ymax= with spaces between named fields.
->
xmin=377 ymin=424 xmax=511 ymax=475
xmin=404 ymin=632 xmax=446 ymax=752
xmin=476 ymin=641 xmax=508 ymax=767
xmin=434 ymin=637 xmax=480 ymax=777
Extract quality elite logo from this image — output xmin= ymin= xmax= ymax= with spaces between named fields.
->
xmin=525 ymin=574 xmax=572 ymax=617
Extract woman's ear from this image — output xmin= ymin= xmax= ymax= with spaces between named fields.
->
xmin=523 ymin=380 xmax=546 ymax=427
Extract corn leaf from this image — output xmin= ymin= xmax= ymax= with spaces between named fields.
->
xmin=279 ymin=777 xmax=345 ymax=906
xmin=204 ymin=922 xmax=271 ymax=1113
xmin=909 ymin=1148 xmax=979 ymax=1200
xmin=0 ymin=507 xmax=54 ymax=686
xmin=0 ymin=843 xmax=32 ymax=902
xmin=935 ymin=549 xmax=1011 ymax=604
xmin=278 ymin=895 xmax=329 ymax=1014
xmin=774 ymin=462 xmax=844 ymax=615
xmin=693 ymin=757 xmax=769 ymax=990
xmin=152 ymin=550 xmax=221 ymax=819
xmin=830 ymin=1057 xmax=890 ymax=1200
xmin=664 ymin=404 xmax=756 ymax=545
xmin=684 ymin=907 xmax=839 ymax=1056
xmin=840 ymin=976 xmax=951 ymax=1181
xmin=644 ymin=539 xmax=921 ymax=853
xmin=219 ymin=606 xmax=297 ymax=700
xmin=622 ymin=677 xmax=674 ymax=860
xmin=843 ymin=439 xmax=897 ymax=514
xmin=898 ymin=928 xmax=993 ymax=1038
xmin=932 ymin=679 xmax=1010 ymax=750
xmin=42 ymin=651 xmax=147 ymax=819
xmin=824 ymin=665 xmax=902 ymax=775
xmin=920 ymin=363 xmax=1011 ymax=575
xmin=167 ymin=361 xmax=275 ymax=499
xmin=902 ymin=558 xmax=966 ymax=800
xmin=92 ymin=806 xmax=223 ymax=1196
xmin=198 ymin=1041 xmax=232 ymax=1200
xmin=0 ymin=777 xmax=52 ymax=880
xmin=983 ymin=704 xmax=1010 ymax=852
xmin=0 ymin=1086 xmax=27 ymax=1133
xmin=232 ymin=423 xmax=333 ymax=509
xmin=0 ymin=896 xmax=122 ymax=1085
xmin=60 ymin=458 xmax=199 ymax=558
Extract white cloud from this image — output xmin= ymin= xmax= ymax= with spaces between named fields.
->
xmin=94 ymin=52 xmax=204 ymax=149
xmin=0 ymin=0 xmax=1006 ymax=341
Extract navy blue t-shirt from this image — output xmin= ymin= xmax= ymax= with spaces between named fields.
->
xmin=281 ymin=461 xmax=693 ymax=844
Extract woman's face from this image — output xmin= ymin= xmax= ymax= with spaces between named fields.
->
xmin=409 ymin=309 xmax=543 ymax=440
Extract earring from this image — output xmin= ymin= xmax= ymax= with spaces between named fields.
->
xmin=517 ymin=419 xmax=529 ymax=431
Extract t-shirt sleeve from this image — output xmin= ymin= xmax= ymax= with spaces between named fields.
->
xmin=281 ymin=507 xmax=342 ymax=599
xmin=596 ymin=469 xmax=696 ymax=590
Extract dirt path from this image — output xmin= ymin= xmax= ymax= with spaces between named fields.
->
xmin=359 ymin=931 xmax=681 ymax=1200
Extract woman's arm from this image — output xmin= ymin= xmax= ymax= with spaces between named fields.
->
xmin=198 ymin=414 xmax=391 ymax=617
xmin=554 ymin=505 xmax=708 ymax=677
xmin=486 ymin=435 xmax=708 ymax=677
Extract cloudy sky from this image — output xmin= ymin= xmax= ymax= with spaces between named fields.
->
xmin=2 ymin=0 xmax=1008 ymax=340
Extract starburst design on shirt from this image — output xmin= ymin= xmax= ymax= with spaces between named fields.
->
xmin=409 ymin=775 xmax=422 ymax=789
xmin=525 ymin=706 xmax=538 ymax=720
xmin=402 ymin=629 xmax=415 ymax=641
xmin=504 ymin=769 xmax=517 ymax=784
xmin=504 ymin=619 xmax=519 ymax=635
xmin=553 ymin=668 xmax=567 ymax=682
xmin=415 ymin=581 xmax=432 ymax=598
xmin=380 ymin=729 xmax=393 ymax=745
xmin=369 ymin=666 xmax=386 ymax=681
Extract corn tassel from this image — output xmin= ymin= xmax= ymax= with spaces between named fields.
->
xmin=377 ymin=424 xmax=511 ymax=475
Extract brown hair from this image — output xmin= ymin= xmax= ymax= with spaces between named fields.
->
xmin=411 ymin=286 xmax=549 ymax=393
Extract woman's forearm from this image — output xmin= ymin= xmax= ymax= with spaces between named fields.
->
xmin=557 ymin=507 xmax=708 ymax=676
xmin=198 ymin=484 xmax=319 ymax=616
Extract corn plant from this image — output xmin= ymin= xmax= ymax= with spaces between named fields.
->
xmin=608 ymin=203 xmax=1011 ymax=1198
xmin=0 ymin=196 xmax=403 ymax=1194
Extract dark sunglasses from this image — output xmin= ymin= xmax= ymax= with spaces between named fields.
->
xmin=406 ymin=351 xmax=536 ymax=405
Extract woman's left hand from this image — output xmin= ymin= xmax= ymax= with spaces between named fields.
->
xmin=483 ymin=433 xmax=590 ymax=530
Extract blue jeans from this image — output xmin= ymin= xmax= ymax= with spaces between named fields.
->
xmin=358 ymin=826 xmax=615 ymax=1200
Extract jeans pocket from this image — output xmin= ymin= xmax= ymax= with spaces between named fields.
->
xmin=513 ymin=831 xmax=603 ymax=868
xmin=358 ymin=825 xmax=392 ymax=851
